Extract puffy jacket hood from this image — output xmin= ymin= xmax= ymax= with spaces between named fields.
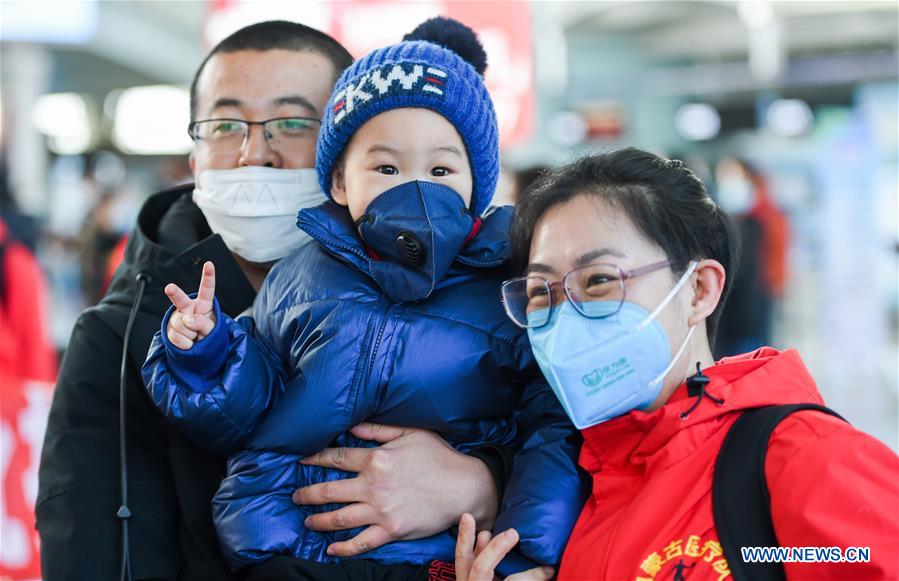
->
xmin=296 ymin=200 xmax=510 ymax=282
xmin=580 ymin=347 xmax=824 ymax=473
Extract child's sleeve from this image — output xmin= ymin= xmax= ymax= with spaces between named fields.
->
xmin=493 ymin=371 xmax=591 ymax=570
xmin=142 ymin=296 xmax=287 ymax=455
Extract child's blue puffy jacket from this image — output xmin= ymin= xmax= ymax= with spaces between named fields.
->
xmin=142 ymin=201 xmax=588 ymax=572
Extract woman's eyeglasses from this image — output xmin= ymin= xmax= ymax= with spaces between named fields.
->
xmin=500 ymin=259 xmax=673 ymax=329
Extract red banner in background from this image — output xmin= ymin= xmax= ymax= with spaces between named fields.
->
xmin=1 ymin=378 xmax=53 ymax=581
xmin=206 ymin=0 xmax=534 ymax=148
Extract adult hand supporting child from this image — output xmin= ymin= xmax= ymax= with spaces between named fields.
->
xmin=164 ymin=260 xmax=217 ymax=350
xmin=294 ymin=422 xmax=498 ymax=557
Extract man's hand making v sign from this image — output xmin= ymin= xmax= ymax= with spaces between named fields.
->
xmin=165 ymin=261 xmax=217 ymax=350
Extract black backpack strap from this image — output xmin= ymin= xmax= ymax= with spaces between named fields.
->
xmin=713 ymin=403 xmax=847 ymax=581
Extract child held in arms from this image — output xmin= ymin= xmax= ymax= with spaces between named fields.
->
xmin=143 ymin=17 xmax=586 ymax=577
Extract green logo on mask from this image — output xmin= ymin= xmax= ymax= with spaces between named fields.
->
xmin=582 ymin=369 xmax=605 ymax=387
xmin=582 ymin=357 xmax=632 ymax=393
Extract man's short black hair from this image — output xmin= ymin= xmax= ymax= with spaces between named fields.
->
xmin=190 ymin=20 xmax=353 ymax=120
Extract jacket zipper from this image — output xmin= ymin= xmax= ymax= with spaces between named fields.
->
xmin=303 ymin=215 xmax=508 ymax=271
xmin=352 ymin=306 xmax=394 ymax=415
xmin=455 ymin=253 xmax=506 ymax=269
xmin=301 ymin=216 xmax=392 ymax=377
xmin=368 ymin=308 xmax=391 ymax=374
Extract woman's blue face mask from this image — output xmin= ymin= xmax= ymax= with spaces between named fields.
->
xmin=527 ymin=261 xmax=698 ymax=429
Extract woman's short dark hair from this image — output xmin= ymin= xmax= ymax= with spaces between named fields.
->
xmin=509 ymin=147 xmax=741 ymax=346
xmin=190 ymin=20 xmax=354 ymax=121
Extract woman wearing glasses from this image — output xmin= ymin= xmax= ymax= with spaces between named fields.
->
xmin=453 ymin=148 xmax=898 ymax=580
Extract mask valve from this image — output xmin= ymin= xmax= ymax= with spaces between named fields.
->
xmin=396 ymin=230 xmax=425 ymax=266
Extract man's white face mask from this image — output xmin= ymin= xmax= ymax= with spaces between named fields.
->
xmin=193 ymin=166 xmax=327 ymax=263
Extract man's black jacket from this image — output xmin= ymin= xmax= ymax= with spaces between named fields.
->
xmin=36 ymin=185 xmax=255 ymax=580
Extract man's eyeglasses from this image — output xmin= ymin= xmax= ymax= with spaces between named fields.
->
xmin=187 ymin=117 xmax=322 ymax=154
xmin=500 ymin=259 xmax=672 ymax=329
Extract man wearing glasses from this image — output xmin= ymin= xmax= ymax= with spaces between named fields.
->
xmin=37 ymin=21 xmax=504 ymax=580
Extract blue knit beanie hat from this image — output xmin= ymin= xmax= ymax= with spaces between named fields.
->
xmin=315 ymin=17 xmax=499 ymax=217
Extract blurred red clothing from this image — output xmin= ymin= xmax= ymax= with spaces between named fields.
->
xmin=749 ymin=177 xmax=790 ymax=297
xmin=104 ymin=233 xmax=128 ymax=295
xmin=1 ymin=219 xmax=57 ymax=382
xmin=1 ymin=218 xmax=56 ymax=580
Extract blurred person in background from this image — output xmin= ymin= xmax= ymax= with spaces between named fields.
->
xmin=490 ymin=165 xmax=549 ymax=209
xmin=80 ymin=190 xmax=129 ymax=304
xmin=714 ymin=157 xmax=790 ymax=358
xmin=513 ymin=166 xmax=550 ymax=205
xmin=37 ymin=20 xmax=508 ymax=581
xmin=103 ymin=157 xmax=192 ymax=294
xmin=155 ymin=155 xmax=194 ymax=189
xmin=0 ymin=157 xmax=41 ymax=252
xmin=0 ymin=215 xmax=57 ymax=581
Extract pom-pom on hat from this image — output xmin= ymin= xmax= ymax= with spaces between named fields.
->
xmin=315 ymin=17 xmax=499 ymax=217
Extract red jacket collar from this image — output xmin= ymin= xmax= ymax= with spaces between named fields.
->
xmin=579 ymin=348 xmax=825 ymax=474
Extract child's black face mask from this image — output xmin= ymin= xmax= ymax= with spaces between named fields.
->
xmin=356 ymin=180 xmax=474 ymax=302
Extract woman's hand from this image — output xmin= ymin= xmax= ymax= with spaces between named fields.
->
xmin=454 ymin=513 xmax=554 ymax=581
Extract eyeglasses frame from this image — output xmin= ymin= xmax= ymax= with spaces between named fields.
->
xmin=500 ymin=258 xmax=674 ymax=329
xmin=187 ymin=117 xmax=323 ymax=152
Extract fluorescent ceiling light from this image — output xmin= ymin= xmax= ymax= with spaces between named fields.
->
xmin=32 ymin=92 xmax=94 ymax=155
xmin=675 ymin=103 xmax=721 ymax=141
xmin=766 ymin=98 xmax=814 ymax=137
xmin=112 ymin=85 xmax=192 ymax=155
